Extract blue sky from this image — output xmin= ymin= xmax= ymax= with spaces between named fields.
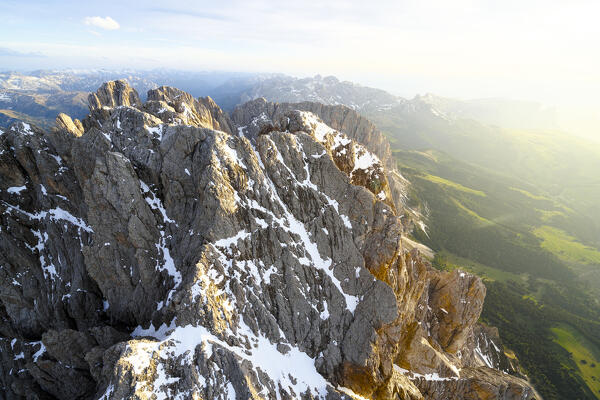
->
xmin=1 ymin=0 xmax=599 ymax=135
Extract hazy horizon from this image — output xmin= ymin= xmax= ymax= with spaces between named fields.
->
xmin=2 ymin=0 xmax=599 ymax=140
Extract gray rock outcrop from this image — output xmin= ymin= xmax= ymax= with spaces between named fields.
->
xmin=0 ymin=81 xmax=539 ymax=399
xmin=230 ymin=98 xmax=418 ymax=230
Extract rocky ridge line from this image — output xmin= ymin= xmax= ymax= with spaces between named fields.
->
xmin=0 ymin=80 xmax=538 ymax=399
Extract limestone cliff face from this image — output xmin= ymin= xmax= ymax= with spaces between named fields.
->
xmin=230 ymin=98 xmax=417 ymax=231
xmin=0 ymin=81 xmax=538 ymax=399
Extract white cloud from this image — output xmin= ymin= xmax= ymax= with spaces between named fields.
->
xmin=83 ymin=16 xmax=120 ymax=31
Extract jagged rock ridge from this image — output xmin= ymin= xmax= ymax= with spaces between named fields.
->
xmin=230 ymin=98 xmax=420 ymax=231
xmin=0 ymin=80 xmax=539 ymax=399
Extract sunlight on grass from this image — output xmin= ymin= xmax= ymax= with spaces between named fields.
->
xmin=422 ymin=174 xmax=487 ymax=197
xmin=536 ymin=209 xmax=568 ymax=222
xmin=552 ymin=324 xmax=600 ymax=398
xmin=510 ymin=187 xmax=549 ymax=201
xmin=450 ymin=198 xmax=493 ymax=225
xmin=534 ymin=226 xmax=600 ymax=265
xmin=440 ymin=251 xmax=528 ymax=283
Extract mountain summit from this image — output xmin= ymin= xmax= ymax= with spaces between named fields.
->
xmin=0 ymin=80 xmax=538 ymax=399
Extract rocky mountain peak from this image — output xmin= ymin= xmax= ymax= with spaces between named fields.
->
xmin=230 ymin=97 xmax=420 ymax=230
xmin=0 ymin=81 xmax=539 ymax=399
xmin=88 ymin=79 xmax=141 ymax=111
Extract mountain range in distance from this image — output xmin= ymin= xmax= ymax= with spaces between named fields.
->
xmin=0 ymin=69 xmax=561 ymax=132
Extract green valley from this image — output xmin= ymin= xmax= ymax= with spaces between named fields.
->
xmin=380 ymin=129 xmax=600 ymax=399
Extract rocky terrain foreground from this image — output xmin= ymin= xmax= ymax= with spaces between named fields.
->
xmin=0 ymin=80 xmax=539 ymax=399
